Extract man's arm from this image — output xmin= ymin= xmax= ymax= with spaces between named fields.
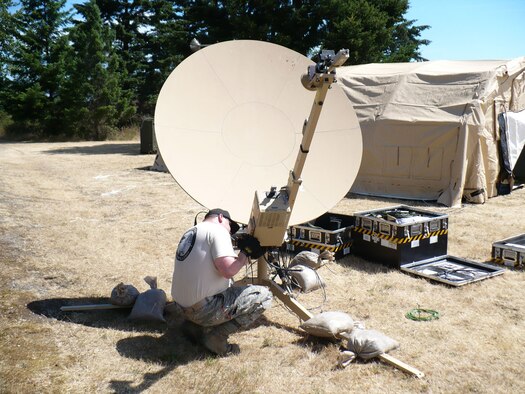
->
xmin=213 ymin=252 xmax=250 ymax=279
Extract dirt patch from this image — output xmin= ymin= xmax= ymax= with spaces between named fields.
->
xmin=1 ymin=141 xmax=524 ymax=393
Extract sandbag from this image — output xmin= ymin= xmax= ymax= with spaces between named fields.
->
xmin=128 ymin=276 xmax=167 ymax=322
xmin=300 ymin=311 xmax=354 ymax=338
xmin=289 ymin=250 xmax=334 ymax=270
xmin=289 ymin=264 xmax=324 ymax=293
xmin=110 ymin=282 xmax=139 ymax=306
xmin=344 ymin=328 xmax=399 ymax=360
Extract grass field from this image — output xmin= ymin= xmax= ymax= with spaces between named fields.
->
xmin=1 ymin=141 xmax=524 ymax=393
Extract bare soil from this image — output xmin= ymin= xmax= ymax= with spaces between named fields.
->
xmin=1 ymin=141 xmax=524 ymax=393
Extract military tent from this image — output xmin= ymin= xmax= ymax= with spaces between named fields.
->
xmin=337 ymin=57 xmax=525 ymax=207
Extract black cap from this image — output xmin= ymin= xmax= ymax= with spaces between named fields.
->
xmin=205 ymin=208 xmax=240 ymax=234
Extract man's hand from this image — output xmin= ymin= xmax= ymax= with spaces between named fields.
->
xmin=235 ymin=233 xmax=265 ymax=259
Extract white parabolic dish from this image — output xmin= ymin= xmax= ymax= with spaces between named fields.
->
xmin=155 ymin=40 xmax=362 ymax=225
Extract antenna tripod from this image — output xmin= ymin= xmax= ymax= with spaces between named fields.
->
xmin=241 ymin=49 xmax=350 ymax=321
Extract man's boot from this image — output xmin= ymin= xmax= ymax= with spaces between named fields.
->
xmin=201 ymin=320 xmax=241 ymax=356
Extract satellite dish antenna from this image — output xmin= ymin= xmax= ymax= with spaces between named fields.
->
xmin=155 ymin=40 xmax=362 ymax=229
xmin=154 ymin=47 xmax=425 ymax=376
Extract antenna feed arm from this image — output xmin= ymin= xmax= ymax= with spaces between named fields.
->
xmin=326 ymin=49 xmax=350 ymax=71
xmin=301 ymin=49 xmax=349 ymax=91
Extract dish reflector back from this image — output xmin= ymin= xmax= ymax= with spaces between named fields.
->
xmin=155 ymin=40 xmax=362 ymax=225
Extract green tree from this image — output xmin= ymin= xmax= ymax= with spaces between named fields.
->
xmin=95 ymin=0 xmax=148 ymax=113
xmin=0 ymin=0 xmax=16 ymax=128
xmin=6 ymin=0 xmax=70 ymax=137
xmin=139 ymin=0 xmax=189 ymax=113
xmin=180 ymin=0 xmax=322 ymax=56
xmin=64 ymin=0 xmax=134 ymax=140
xmin=320 ymin=0 xmax=429 ymax=63
xmin=0 ymin=0 xmax=15 ymax=88
xmin=178 ymin=0 xmax=428 ymax=63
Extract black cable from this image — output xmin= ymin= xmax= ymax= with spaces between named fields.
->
xmin=193 ymin=210 xmax=207 ymax=226
xmin=267 ymin=248 xmax=328 ymax=312
xmin=243 ymin=256 xmax=257 ymax=284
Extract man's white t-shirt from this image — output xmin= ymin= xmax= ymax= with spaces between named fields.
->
xmin=171 ymin=221 xmax=237 ymax=307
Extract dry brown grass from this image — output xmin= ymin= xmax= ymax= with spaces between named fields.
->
xmin=1 ymin=141 xmax=524 ymax=393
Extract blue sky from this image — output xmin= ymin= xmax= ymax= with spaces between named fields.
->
xmin=406 ymin=0 xmax=525 ymax=60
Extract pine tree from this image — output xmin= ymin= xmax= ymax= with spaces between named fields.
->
xmin=319 ymin=0 xmax=429 ymax=64
xmin=95 ymin=0 xmax=147 ymax=113
xmin=64 ymin=0 xmax=134 ymax=140
xmin=139 ymin=0 xmax=189 ymax=113
xmin=0 ymin=0 xmax=16 ymax=123
xmin=178 ymin=0 xmax=429 ymax=63
xmin=7 ymin=0 xmax=70 ymax=137
xmin=179 ymin=0 xmax=322 ymax=56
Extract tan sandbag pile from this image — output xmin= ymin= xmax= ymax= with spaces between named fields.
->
xmin=110 ymin=282 xmax=140 ymax=306
xmin=289 ymin=250 xmax=335 ymax=270
xmin=300 ymin=310 xmax=400 ymax=368
xmin=128 ymin=276 xmax=167 ymax=322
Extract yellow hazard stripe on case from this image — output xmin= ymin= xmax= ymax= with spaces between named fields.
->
xmin=289 ymin=240 xmax=352 ymax=252
xmin=354 ymin=227 xmax=448 ymax=244
xmin=490 ymin=257 xmax=520 ymax=267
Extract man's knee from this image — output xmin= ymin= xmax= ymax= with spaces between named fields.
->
xmin=257 ymin=286 xmax=273 ymax=310
xmin=236 ymin=285 xmax=272 ymax=319
xmin=242 ymin=285 xmax=272 ymax=308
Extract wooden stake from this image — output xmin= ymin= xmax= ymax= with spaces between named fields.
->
xmin=336 ymin=332 xmax=425 ymax=378
xmin=378 ymin=353 xmax=425 ymax=378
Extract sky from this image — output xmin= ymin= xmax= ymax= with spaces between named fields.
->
xmin=406 ymin=0 xmax=525 ymax=61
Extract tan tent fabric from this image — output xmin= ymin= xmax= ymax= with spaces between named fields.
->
xmin=337 ymin=57 xmax=525 ymax=206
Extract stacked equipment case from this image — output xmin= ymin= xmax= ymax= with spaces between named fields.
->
xmin=287 ymin=212 xmax=354 ymax=259
xmin=286 ymin=205 xmax=505 ymax=286
xmin=351 ymin=205 xmax=448 ymax=267
xmin=492 ymin=234 xmax=525 ymax=268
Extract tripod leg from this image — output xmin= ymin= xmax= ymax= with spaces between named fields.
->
xmin=263 ymin=279 xmax=313 ymax=322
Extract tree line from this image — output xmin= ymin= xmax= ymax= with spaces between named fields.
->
xmin=0 ymin=0 xmax=429 ymax=141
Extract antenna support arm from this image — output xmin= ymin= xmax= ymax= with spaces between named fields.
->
xmin=287 ymin=49 xmax=349 ymax=210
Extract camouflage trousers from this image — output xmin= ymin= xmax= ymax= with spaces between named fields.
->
xmin=177 ymin=285 xmax=272 ymax=329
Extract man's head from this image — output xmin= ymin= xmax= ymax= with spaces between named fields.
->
xmin=204 ymin=208 xmax=240 ymax=235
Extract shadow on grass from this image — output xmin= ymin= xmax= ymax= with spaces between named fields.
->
xmin=293 ymin=334 xmax=340 ymax=354
xmin=109 ymin=322 xmax=208 ymax=394
xmin=257 ymin=314 xmax=305 ymax=336
xmin=45 ymin=142 xmax=142 ymax=156
xmin=27 ymin=298 xmax=230 ymax=393
xmin=258 ymin=312 xmax=343 ymax=354
xmin=27 ymin=297 xmax=165 ymax=333
xmin=336 ymin=254 xmax=397 ymax=275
